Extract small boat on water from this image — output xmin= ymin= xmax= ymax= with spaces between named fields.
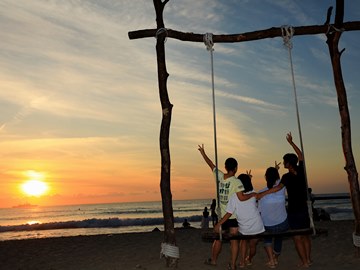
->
xmin=12 ymin=203 xmax=38 ymax=208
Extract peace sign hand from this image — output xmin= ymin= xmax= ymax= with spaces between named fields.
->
xmin=274 ymin=161 xmax=281 ymax=170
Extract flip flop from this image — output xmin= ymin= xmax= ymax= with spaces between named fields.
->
xmin=245 ymin=256 xmax=252 ymax=266
xmin=266 ymin=262 xmax=277 ymax=269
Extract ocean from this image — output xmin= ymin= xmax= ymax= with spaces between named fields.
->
xmin=0 ymin=194 xmax=354 ymax=241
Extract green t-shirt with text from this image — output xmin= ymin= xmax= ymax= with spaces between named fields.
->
xmin=213 ymin=168 xmax=244 ymax=219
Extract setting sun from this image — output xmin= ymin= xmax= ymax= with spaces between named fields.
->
xmin=22 ymin=180 xmax=48 ymax=196
xmin=21 ymin=171 xmax=49 ymax=197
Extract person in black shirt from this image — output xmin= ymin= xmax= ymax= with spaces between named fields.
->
xmin=257 ymin=132 xmax=312 ymax=268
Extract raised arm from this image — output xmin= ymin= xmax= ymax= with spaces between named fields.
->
xmin=198 ymin=144 xmax=216 ymax=171
xmin=286 ymin=132 xmax=303 ymax=161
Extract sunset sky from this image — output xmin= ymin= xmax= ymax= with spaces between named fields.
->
xmin=0 ymin=0 xmax=359 ymax=208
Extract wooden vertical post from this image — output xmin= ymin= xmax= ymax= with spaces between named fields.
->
xmin=153 ymin=0 xmax=178 ymax=267
xmin=326 ymin=0 xmax=360 ymax=254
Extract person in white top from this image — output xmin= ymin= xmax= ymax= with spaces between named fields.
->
xmin=215 ymin=173 xmax=264 ymax=269
xmin=258 ymin=166 xmax=289 ymax=268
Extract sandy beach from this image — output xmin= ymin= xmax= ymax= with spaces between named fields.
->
xmin=0 ymin=220 xmax=358 ymax=270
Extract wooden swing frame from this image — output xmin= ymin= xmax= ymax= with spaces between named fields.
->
xmin=129 ymin=0 xmax=360 ymax=266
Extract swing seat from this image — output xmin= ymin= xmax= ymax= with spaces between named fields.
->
xmin=201 ymin=227 xmax=327 ymax=242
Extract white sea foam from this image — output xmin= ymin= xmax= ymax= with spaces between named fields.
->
xmin=0 ymin=195 xmax=353 ymax=241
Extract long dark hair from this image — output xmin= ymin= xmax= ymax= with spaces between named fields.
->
xmin=238 ymin=174 xmax=253 ymax=192
xmin=265 ymin=167 xmax=280 ymax=189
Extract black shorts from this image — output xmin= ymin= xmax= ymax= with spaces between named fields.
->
xmin=288 ymin=211 xmax=310 ymax=230
xmin=222 ymin=218 xmax=238 ymax=230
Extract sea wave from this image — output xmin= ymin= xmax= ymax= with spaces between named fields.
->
xmin=0 ymin=215 xmax=202 ymax=233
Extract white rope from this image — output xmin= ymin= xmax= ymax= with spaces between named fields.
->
xmin=353 ymin=233 xmax=360 ymax=247
xmin=326 ymin=24 xmax=345 ymax=35
xmin=160 ymin=242 xmax=180 ymax=259
xmin=281 ymin=25 xmax=316 ymax=235
xmin=155 ymin=28 xmax=168 ymax=43
xmin=203 ymin=32 xmax=222 ymax=241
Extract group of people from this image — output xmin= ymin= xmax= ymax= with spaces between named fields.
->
xmin=201 ymin=199 xmax=219 ymax=229
xmin=198 ymin=132 xmax=312 ymax=269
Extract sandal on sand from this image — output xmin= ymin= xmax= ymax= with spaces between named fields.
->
xmin=204 ymin=258 xmax=216 ymax=266
xmin=227 ymin=263 xmax=237 ymax=270
xmin=245 ymin=256 xmax=252 ymax=266
xmin=266 ymin=262 xmax=277 ymax=269
xmin=238 ymin=263 xmax=246 ymax=269
xmin=272 ymin=254 xmax=279 ymax=265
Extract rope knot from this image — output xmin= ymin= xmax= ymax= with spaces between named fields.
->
xmin=353 ymin=233 xmax=360 ymax=247
xmin=156 ymin=28 xmax=168 ymax=43
xmin=160 ymin=242 xmax=180 ymax=259
xmin=326 ymin=24 xmax=345 ymax=35
xmin=281 ymin=25 xmax=294 ymax=49
xmin=204 ymin=33 xmax=214 ymax=51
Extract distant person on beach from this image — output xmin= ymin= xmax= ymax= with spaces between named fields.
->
xmin=319 ymin=209 xmax=331 ymax=221
xmin=198 ymin=144 xmax=253 ymax=268
xmin=182 ymin=219 xmax=191 ymax=228
xmin=257 ymin=132 xmax=312 ymax=268
xmin=214 ymin=173 xmax=264 ymax=269
xmin=258 ymin=165 xmax=289 ymax=268
xmin=308 ymin=187 xmax=320 ymax=221
xmin=308 ymin=187 xmax=332 ymax=221
xmin=210 ymin=199 xmax=218 ymax=226
xmin=308 ymin=188 xmax=315 ymax=208
xmin=201 ymin=207 xmax=210 ymax=229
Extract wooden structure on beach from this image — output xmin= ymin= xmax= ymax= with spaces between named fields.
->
xmin=129 ymin=0 xmax=360 ymax=266
xmin=201 ymin=227 xmax=330 ymax=242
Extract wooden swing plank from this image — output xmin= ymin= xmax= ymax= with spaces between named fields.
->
xmin=201 ymin=227 xmax=327 ymax=242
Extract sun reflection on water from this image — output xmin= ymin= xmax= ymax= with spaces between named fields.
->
xmin=27 ymin=220 xmax=40 ymax=225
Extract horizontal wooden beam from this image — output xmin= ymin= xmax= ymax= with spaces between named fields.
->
xmin=129 ymin=21 xmax=360 ymax=43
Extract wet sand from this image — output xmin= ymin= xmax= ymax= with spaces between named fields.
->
xmin=0 ymin=220 xmax=359 ymax=270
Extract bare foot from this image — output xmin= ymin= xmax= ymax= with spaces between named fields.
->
xmin=297 ymin=262 xmax=310 ymax=268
